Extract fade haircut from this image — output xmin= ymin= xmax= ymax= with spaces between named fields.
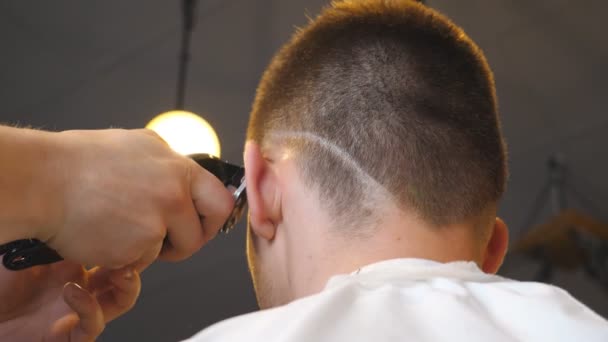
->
xmin=247 ymin=0 xmax=507 ymax=229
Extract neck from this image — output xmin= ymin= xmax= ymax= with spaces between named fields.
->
xmin=288 ymin=211 xmax=481 ymax=301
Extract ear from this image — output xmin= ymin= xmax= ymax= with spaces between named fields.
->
xmin=481 ymin=217 xmax=509 ymax=274
xmin=244 ymin=140 xmax=281 ymax=241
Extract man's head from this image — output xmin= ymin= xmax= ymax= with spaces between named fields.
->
xmin=243 ymin=0 xmax=509 ymax=309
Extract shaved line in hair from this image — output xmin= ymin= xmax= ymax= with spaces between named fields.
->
xmin=266 ymin=130 xmax=395 ymax=203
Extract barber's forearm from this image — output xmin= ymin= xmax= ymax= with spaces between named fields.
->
xmin=0 ymin=125 xmax=64 ymax=244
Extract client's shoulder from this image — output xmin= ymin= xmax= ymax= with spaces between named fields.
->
xmin=183 ymin=290 xmax=327 ymax=342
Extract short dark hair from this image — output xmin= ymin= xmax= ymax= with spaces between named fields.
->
xmin=247 ymin=0 xmax=507 ymax=229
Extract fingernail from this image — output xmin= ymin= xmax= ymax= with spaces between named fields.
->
xmin=66 ymin=282 xmax=87 ymax=300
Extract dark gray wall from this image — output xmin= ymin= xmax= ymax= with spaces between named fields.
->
xmin=1 ymin=1 xmax=606 ymax=341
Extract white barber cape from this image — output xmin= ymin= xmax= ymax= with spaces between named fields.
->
xmin=185 ymin=258 xmax=608 ymax=341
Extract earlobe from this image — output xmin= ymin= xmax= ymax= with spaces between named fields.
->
xmin=244 ymin=141 xmax=280 ymax=241
xmin=481 ymin=217 xmax=509 ymax=274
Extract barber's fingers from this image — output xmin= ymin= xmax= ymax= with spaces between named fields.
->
xmin=97 ymin=268 xmax=142 ymax=322
xmin=85 ymin=267 xmax=142 ymax=322
xmin=159 ymin=200 xmax=205 ymax=262
xmin=189 ymin=160 xmax=234 ymax=243
xmin=159 ymin=160 xmax=233 ymax=261
xmin=86 ymin=267 xmax=114 ymax=294
xmin=50 ymin=282 xmax=105 ymax=342
xmin=130 ymin=241 xmax=163 ymax=272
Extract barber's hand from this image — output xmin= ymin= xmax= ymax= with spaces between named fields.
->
xmin=0 ymin=261 xmax=141 ymax=342
xmin=40 ymin=129 xmax=234 ymax=269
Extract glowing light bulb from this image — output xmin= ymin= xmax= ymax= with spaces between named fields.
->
xmin=146 ymin=110 xmax=221 ymax=157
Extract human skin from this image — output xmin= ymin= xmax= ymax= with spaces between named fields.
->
xmin=243 ymin=140 xmax=509 ymax=308
xmin=0 ymin=125 xmax=234 ymax=270
xmin=0 ymin=261 xmax=141 ymax=342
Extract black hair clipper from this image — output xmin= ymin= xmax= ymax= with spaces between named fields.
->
xmin=0 ymin=154 xmax=247 ymax=271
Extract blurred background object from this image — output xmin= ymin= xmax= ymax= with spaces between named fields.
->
xmin=146 ymin=110 xmax=221 ymax=157
xmin=511 ymin=156 xmax=608 ymax=288
xmin=145 ymin=0 xmax=222 ymax=157
xmin=0 ymin=1 xmax=606 ymax=340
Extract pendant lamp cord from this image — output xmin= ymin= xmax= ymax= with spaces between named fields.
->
xmin=176 ymin=0 xmax=197 ymax=110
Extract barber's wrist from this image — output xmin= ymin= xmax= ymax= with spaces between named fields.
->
xmin=28 ymin=130 xmax=70 ymax=242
